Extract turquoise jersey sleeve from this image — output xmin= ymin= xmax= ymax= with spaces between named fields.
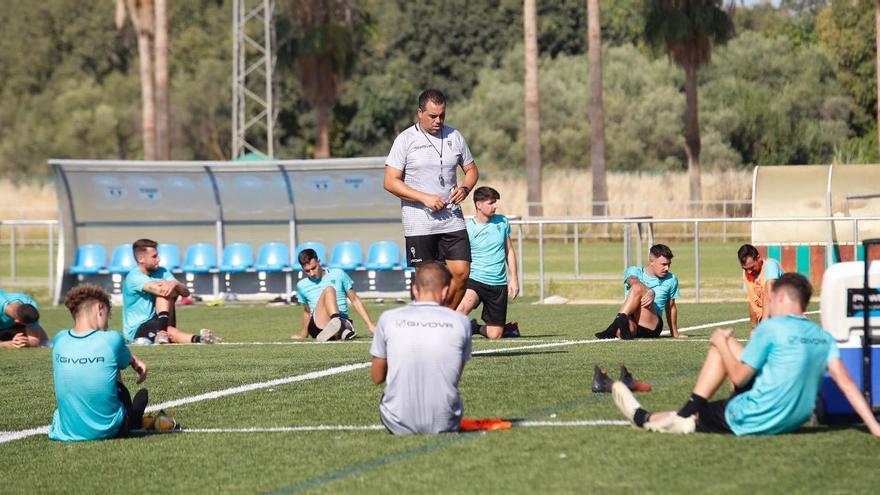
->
xmin=826 ymin=338 xmax=841 ymax=366
xmin=125 ymin=270 xmax=151 ymax=294
xmin=340 ymin=270 xmax=354 ymax=293
xmin=740 ymin=323 xmax=773 ymax=370
xmin=295 ymin=282 xmax=307 ymax=309
xmin=623 ymin=266 xmax=640 ymax=289
xmin=503 ymin=217 xmax=511 ymax=238
xmin=669 ymin=275 xmax=681 ymax=300
xmin=110 ymin=332 xmax=132 ymax=371
xmin=161 ymin=268 xmax=176 ymax=281
xmin=764 ymin=259 xmax=782 ymax=280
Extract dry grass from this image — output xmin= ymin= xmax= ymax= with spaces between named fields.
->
xmin=0 ymin=180 xmax=57 ymax=220
xmin=461 ymin=169 xmax=753 ymax=218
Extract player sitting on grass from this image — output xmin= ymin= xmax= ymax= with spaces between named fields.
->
xmin=612 ymin=272 xmax=880 ymax=436
xmin=371 ymin=262 xmax=471 ymax=435
xmin=456 ymin=186 xmax=519 ymax=339
xmin=292 ymin=248 xmax=375 ymax=342
xmin=595 ymin=243 xmax=684 ymax=339
xmin=0 ymin=290 xmax=49 ymax=348
xmin=738 ymin=243 xmax=783 ymax=330
xmin=49 ymin=285 xmax=149 ymax=441
xmin=123 ymin=238 xmax=220 ymax=345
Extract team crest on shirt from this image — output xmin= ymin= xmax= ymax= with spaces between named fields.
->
xmin=447 ymin=140 xmax=452 ymax=148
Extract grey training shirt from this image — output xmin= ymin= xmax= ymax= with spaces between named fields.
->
xmin=370 ymin=302 xmax=472 ymax=435
xmin=385 ymin=124 xmax=474 ymax=236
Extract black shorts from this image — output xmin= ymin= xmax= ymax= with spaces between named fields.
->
xmin=467 ymin=279 xmax=508 ymax=325
xmin=636 ymin=319 xmax=663 ymax=339
xmin=695 ymin=378 xmax=755 ymax=434
xmin=307 ymin=315 xmax=352 ymax=338
xmin=135 ymin=314 xmax=167 ymax=342
xmin=0 ymin=324 xmax=26 ymax=341
xmin=405 ymin=229 xmax=471 ymax=267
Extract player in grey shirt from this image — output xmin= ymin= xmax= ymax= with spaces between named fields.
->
xmin=384 ymin=89 xmax=479 ymax=309
xmin=370 ymin=263 xmax=472 ymax=435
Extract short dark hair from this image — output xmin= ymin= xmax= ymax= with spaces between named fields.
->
xmin=649 ymin=244 xmax=674 ymax=260
xmin=133 ymin=238 xmax=158 ymax=257
xmin=772 ymin=272 xmax=812 ymax=311
xmin=14 ymin=303 xmax=39 ymax=324
xmin=414 ymin=262 xmax=452 ymax=293
xmin=418 ymin=89 xmax=446 ymax=110
xmin=298 ymin=248 xmax=319 ymax=266
xmin=737 ymin=244 xmax=760 ymax=264
xmin=64 ymin=285 xmax=111 ymax=318
xmin=473 ymin=186 xmax=500 ymax=203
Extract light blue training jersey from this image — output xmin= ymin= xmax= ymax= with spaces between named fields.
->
xmin=623 ymin=266 xmax=680 ymax=318
xmin=48 ymin=329 xmax=131 ymax=442
xmin=0 ymin=291 xmax=39 ymax=330
xmin=296 ymin=267 xmax=354 ymax=319
xmin=725 ymin=315 xmax=839 ymax=436
xmin=762 ymin=258 xmax=783 ymax=280
xmin=467 ymin=215 xmax=511 ymax=286
xmin=122 ymin=267 xmax=176 ymax=341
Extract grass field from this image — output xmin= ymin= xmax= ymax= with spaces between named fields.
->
xmin=1 ymin=299 xmax=878 ymax=494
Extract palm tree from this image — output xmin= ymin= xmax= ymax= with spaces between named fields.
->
xmin=154 ymin=0 xmax=170 ymax=160
xmin=587 ymin=0 xmax=608 ymax=217
xmin=523 ymin=0 xmax=542 ymax=217
xmin=644 ymin=0 xmax=733 ymax=202
xmin=289 ymin=0 xmax=366 ymax=158
xmin=116 ymin=0 xmax=171 ymax=160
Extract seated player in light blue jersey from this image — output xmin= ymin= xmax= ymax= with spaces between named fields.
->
xmin=612 ymin=273 xmax=880 ymax=437
xmin=455 ymin=186 xmax=519 ymax=339
xmin=49 ymin=285 xmax=149 ymax=441
xmin=595 ymin=244 xmax=684 ymax=340
xmin=292 ymin=248 xmax=375 ymax=342
xmin=123 ymin=239 xmax=221 ymax=345
xmin=0 ymin=290 xmax=48 ymax=348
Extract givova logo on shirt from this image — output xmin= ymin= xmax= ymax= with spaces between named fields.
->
xmin=56 ymin=355 xmax=105 ymax=364
xmin=395 ymin=319 xmax=454 ymax=328
xmin=787 ymin=336 xmax=829 ymax=346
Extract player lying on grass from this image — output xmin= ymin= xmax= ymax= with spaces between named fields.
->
xmin=123 ymin=238 xmax=220 ymax=344
xmin=371 ymin=262 xmax=471 ymax=435
xmin=0 ymin=290 xmax=49 ymax=348
xmin=456 ymin=186 xmax=519 ymax=339
xmin=612 ymin=272 xmax=880 ymax=437
xmin=292 ymin=248 xmax=375 ymax=342
xmin=595 ymin=243 xmax=684 ymax=339
xmin=738 ymin=243 xmax=783 ymax=330
xmin=49 ymin=285 xmax=149 ymax=441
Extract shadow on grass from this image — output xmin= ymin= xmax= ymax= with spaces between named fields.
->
xmin=475 ymin=350 xmax=567 ymax=358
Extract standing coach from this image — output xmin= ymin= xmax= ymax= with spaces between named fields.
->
xmin=383 ymin=89 xmax=479 ymax=309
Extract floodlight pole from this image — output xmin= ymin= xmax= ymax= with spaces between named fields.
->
xmin=232 ymin=0 xmax=277 ymax=159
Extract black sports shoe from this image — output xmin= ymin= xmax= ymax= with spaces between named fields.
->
xmin=470 ymin=319 xmax=481 ymax=336
xmin=591 ymin=365 xmax=614 ymax=393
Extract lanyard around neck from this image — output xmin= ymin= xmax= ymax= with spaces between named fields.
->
xmin=416 ymin=123 xmax=447 ymax=187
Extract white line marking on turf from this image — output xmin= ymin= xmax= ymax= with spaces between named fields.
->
xmin=174 ymin=420 xmax=630 ymax=434
xmin=0 ymin=313 xmax=790 ymax=445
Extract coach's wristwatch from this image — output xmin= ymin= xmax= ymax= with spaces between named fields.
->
xmin=459 ymin=186 xmax=470 ymax=196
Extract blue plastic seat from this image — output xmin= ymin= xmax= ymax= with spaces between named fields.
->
xmin=157 ymin=243 xmax=181 ymax=271
xmin=291 ymin=242 xmax=327 ymax=270
xmin=220 ymin=243 xmax=254 ymax=272
xmin=254 ymin=242 xmax=290 ymax=272
xmin=365 ymin=241 xmax=401 ymax=270
xmin=70 ymin=244 xmax=107 ymax=275
xmin=329 ymin=241 xmax=364 ymax=270
xmin=182 ymin=243 xmax=218 ymax=273
xmin=108 ymin=244 xmax=137 ymax=274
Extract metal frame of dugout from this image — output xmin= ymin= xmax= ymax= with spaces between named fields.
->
xmin=49 ymin=157 xmax=411 ymax=305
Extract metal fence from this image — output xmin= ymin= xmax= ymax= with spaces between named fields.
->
xmin=0 ymin=220 xmax=58 ymax=301
xmin=511 ymin=215 xmax=880 ymax=303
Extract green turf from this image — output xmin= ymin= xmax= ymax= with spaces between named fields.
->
xmin=2 ymin=300 xmax=877 ymax=494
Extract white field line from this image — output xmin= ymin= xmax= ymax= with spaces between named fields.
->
xmin=0 ymin=314 xmax=789 ymax=445
xmin=178 ymin=420 xmax=629 ymax=434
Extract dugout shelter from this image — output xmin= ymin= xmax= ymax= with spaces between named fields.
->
xmin=751 ymin=164 xmax=880 ymax=288
xmin=50 ymin=158 xmax=410 ymax=304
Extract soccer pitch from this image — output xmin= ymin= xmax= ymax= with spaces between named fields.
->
xmin=1 ymin=301 xmax=877 ymax=494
